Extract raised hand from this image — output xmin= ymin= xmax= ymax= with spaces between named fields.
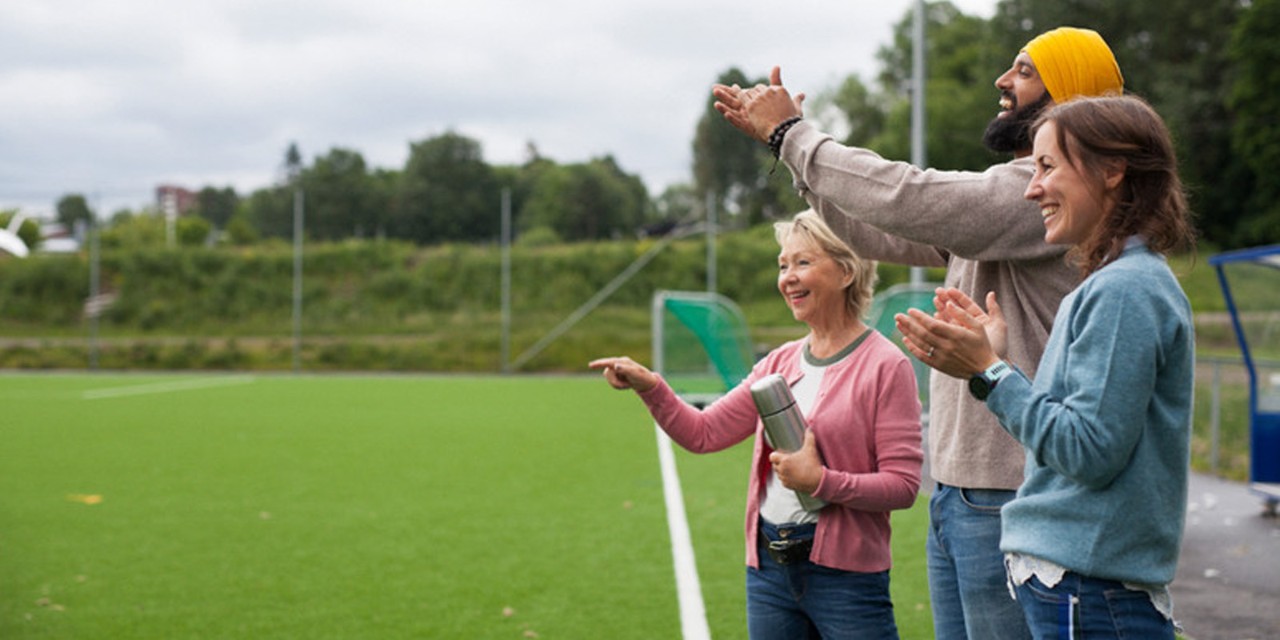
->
xmin=711 ymin=66 xmax=806 ymax=143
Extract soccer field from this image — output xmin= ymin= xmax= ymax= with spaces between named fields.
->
xmin=0 ymin=373 xmax=931 ymax=639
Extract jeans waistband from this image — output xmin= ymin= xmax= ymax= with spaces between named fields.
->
xmin=759 ymin=520 xmax=816 ymax=542
xmin=936 ymin=482 xmax=1017 ymax=493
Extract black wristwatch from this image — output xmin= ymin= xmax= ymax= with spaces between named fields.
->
xmin=968 ymin=361 xmax=1011 ymax=402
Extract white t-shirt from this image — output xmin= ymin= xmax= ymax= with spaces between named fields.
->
xmin=759 ymin=332 xmax=868 ymax=525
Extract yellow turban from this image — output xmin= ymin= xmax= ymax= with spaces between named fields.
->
xmin=1023 ymin=27 xmax=1124 ymax=103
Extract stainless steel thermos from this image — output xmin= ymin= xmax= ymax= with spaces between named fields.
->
xmin=749 ymin=373 xmax=827 ymax=512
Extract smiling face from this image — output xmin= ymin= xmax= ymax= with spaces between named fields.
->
xmin=776 ymin=235 xmax=850 ymax=328
xmin=1025 ymin=121 xmax=1114 ymax=246
xmin=984 ymin=52 xmax=1052 ymax=155
xmin=996 ymin=53 xmax=1049 ymax=118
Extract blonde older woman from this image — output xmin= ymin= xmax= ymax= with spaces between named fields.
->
xmin=591 ymin=210 xmax=923 ymax=639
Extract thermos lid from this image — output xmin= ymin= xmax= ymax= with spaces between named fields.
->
xmin=749 ymin=373 xmax=794 ymax=415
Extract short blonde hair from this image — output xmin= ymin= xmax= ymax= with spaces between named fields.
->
xmin=774 ymin=210 xmax=878 ymax=320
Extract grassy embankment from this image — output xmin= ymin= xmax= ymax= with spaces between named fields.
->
xmin=0 ymin=231 xmax=1258 ymax=480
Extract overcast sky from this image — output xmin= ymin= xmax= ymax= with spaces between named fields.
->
xmin=1 ymin=0 xmax=998 ymax=218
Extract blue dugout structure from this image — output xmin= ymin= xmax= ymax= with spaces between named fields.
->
xmin=1210 ymin=244 xmax=1280 ymax=512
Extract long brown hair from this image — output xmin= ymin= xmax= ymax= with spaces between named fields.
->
xmin=1033 ymin=96 xmax=1196 ymax=276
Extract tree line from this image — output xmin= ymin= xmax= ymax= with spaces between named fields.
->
xmin=32 ymin=0 xmax=1279 ymax=251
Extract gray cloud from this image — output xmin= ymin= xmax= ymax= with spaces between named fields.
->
xmin=0 ymin=0 xmax=996 ymax=217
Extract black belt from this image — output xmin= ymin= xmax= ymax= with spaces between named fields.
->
xmin=762 ymin=522 xmax=815 ymax=565
xmin=766 ymin=537 xmax=813 ymax=565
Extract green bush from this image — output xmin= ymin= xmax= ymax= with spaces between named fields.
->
xmin=0 ymin=256 xmax=87 ymax=323
xmin=516 ymin=225 xmax=561 ymax=247
xmin=0 ymin=231 xmax=1227 ymax=370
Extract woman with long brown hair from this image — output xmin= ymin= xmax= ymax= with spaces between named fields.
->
xmin=897 ymin=95 xmax=1197 ymax=638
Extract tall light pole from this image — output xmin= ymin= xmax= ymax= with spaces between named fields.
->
xmin=706 ymin=192 xmax=717 ymax=294
xmin=909 ymin=0 xmax=927 ymax=286
xmin=284 ymin=142 xmax=304 ymax=373
xmin=89 ymin=195 xmax=101 ymax=370
xmin=292 ymin=186 xmax=304 ymax=373
xmin=500 ymin=188 xmax=512 ymax=373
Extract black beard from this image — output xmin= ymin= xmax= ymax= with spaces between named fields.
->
xmin=983 ymin=91 xmax=1053 ymax=154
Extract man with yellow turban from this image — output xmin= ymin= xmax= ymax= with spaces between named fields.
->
xmin=985 ymin=27 xmax=1124 ymax=153
xmin=712 ymin=26 xmax=1122 ymax=640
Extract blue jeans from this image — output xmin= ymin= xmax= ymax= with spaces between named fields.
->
xmin=747 ymin=521 xmax=898 ymax=639
xmin=1013 ymin=573 xmax=1174 ymax=639
xmin=927 ymin=483 xmax=1030 ymax=640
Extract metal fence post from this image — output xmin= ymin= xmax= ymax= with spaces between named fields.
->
xmin=1211 ymin=359 xmax=1222 ymax=475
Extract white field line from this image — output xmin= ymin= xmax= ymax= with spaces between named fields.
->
xmin=82 ymin=375 xmax=256 ymax=400
xmin=655 ymin=425 xmax=712 ymax=640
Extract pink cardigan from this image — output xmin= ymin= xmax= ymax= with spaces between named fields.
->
xmin=638 ymin=332 xmax=923 ymax=572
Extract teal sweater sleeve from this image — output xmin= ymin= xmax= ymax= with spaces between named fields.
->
xmin=987 ymin=246 xmax=1194 ymax=586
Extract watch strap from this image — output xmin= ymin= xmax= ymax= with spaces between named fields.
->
xmin=983 ymin=361 xmax=1011 ymax=383
xmin=968 ymin=360 xmax=1011 ymax=402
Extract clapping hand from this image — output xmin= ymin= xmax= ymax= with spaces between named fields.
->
xmin=894 ymin=289 xmax=1007 ymax=378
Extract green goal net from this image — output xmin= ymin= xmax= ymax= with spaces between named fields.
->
xmin=866 ymin=283 xmax=936 ymax=419
xmin=652 ymin=284 xmax=937 ymax=414
xmin=652 ymin=291 xmax=756 ymax=400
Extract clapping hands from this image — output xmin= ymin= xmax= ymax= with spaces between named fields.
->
xmin=894 ymin=288 xmax=1008 ymax=378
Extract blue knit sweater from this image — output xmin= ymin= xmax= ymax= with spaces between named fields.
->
xmin=988 ymin=240 xmax=1194 ymax=586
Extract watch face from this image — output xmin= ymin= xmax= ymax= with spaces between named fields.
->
xmin=969 ymin=375 xmax=992 ymax=401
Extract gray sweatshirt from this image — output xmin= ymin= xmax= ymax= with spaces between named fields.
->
xmin=782 ymin=121 xmax=1078 ymax=490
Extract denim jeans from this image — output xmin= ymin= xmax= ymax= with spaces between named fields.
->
xmin=1013 ymin=572 xmax=1174 ymax=639
xmin=927 ymin=483 xmax=1030 ymax=640
xmin=746 ymin=521 xmax=898 ymax=639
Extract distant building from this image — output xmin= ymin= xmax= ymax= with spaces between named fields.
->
xmin=39 ymin=222 xmax=81 ymax=254
xmin=155 ymin=185 xmax=197 ymax=218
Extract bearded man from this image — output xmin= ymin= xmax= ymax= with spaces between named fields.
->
xmin=715 ymin=27 xmax=1124 ymax=640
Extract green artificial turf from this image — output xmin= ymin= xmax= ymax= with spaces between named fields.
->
xmin=0 ymin=373 xmax=932 ymax=638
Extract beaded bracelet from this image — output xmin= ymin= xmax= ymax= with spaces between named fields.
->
xmin=767 ymin=116 xmax=803 ymax=158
